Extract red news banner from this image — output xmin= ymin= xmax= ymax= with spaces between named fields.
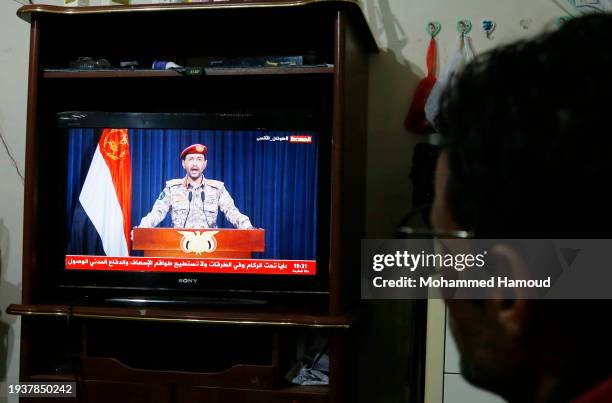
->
xmin=66 ymin=255 xmax=316 ymax=275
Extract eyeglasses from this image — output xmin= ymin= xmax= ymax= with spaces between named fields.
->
xmin=396 ymin=226 xmax=474 ymax=239
xmin=395 ymin=204 xmax=474 ymax=239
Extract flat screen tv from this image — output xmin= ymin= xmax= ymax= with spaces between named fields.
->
xmin=52 ymin=111 xmax=329 ymax=304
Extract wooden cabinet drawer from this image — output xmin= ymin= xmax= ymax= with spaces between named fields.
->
xmin=176 ymin=384 xmax=328 ymax=403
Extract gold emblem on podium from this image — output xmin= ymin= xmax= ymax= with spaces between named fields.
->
xmin=178 ymin=230 xmax=219 ymax=255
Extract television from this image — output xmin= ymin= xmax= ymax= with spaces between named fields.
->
xmin=49 ymin=111 xmax=330 ymax=305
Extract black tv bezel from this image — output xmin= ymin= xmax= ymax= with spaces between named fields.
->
xmin=48 ymin=111 xmax=330 ymax=302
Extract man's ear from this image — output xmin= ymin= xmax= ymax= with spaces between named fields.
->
xmin=181 ymin=159 xmax=187 ymax=170
xmin=486 ymin=244 xmax=532 ymax=337
xmin=203 ymin=160 xmax=208 ymax=171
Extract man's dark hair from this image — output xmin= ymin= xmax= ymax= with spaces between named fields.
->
xmin=437 ymin=14 xmax=612 ymax=238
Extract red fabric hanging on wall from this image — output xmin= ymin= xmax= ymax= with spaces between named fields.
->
xmin=404 ymin=37 xmax=437 ymax=133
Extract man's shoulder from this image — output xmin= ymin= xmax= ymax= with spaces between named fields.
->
xmin=205 ymin=179 xmax=225 ymax=189
xmin=165 ymin=178 xmax=185 ymax=188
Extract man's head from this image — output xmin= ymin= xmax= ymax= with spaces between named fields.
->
xmin=180 ymin=144 xmax=208 ymax=181
xmin=431 ymin=14 xmax=612 ymax=401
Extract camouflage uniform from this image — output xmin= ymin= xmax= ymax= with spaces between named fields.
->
xmin=138 ymin=177 xmax=252 ymax=229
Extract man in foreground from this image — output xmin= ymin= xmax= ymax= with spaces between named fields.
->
xmin=430 ymin=14 xmax=612 ymax=403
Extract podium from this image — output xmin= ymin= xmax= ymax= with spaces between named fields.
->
xmin=132 ymin=228 xmax=265 ymax=258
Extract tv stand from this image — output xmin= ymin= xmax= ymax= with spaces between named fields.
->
xmin=104 ymin=295 xmax=269 ymax=307
xmin=9 ymin=2 xmax=375 ymax=402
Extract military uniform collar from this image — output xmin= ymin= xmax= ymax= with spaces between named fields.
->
xmin=183 ymin=175 xmax=205 ymax=190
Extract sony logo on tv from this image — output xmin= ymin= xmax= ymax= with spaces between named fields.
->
xmin=178 ymin=278 xmax=198 ymax=285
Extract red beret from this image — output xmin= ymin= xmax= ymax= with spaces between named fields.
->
xmin=180 ymin=144 xmax=207 ymax=159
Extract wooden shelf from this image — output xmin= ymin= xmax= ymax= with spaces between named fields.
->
xmin=176 ymin=384 xmax=329 ymax=402
xmin=25 ymin=377 xmax=328 ymax=403
xmin=15 ymin=0 xmax=380 ymax=53
xmin=43 ymin=66 xmax=335 ymax=79
xmin=28 ymin=373 xmax=327 ymax=394
xmin=7 ymin=303 xmax=353 ymax=329
xmin=19 ymin=0 xmax=355 ymax=16
xmin=29 ymin=374 xmax=78 ymax=381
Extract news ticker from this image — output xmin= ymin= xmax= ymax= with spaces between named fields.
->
xmin=66 ymin=255 xmax=316 ymax=275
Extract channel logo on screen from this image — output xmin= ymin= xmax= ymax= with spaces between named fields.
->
xmin=290 ymin=135 xmax=312 ymax=143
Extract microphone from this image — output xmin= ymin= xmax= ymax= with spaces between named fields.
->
xmin=183 ymin=191 xmax=193 ymax=228
xmin=201 ymin=190 xmax=212 ymax=228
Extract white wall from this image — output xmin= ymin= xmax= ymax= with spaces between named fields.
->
xmin=0 ymin=3 xmax=29 ymax=403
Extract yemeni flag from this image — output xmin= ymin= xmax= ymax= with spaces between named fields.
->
xmin=70 ymin=128 xmax=131 ymax=256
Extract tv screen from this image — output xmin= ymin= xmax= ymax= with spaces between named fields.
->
xmin=57 ymin=112 xmax=328 ymax=297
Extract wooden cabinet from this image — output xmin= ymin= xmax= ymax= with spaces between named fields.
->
xmin=9 ymin=2 xmax=376 ymax=402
